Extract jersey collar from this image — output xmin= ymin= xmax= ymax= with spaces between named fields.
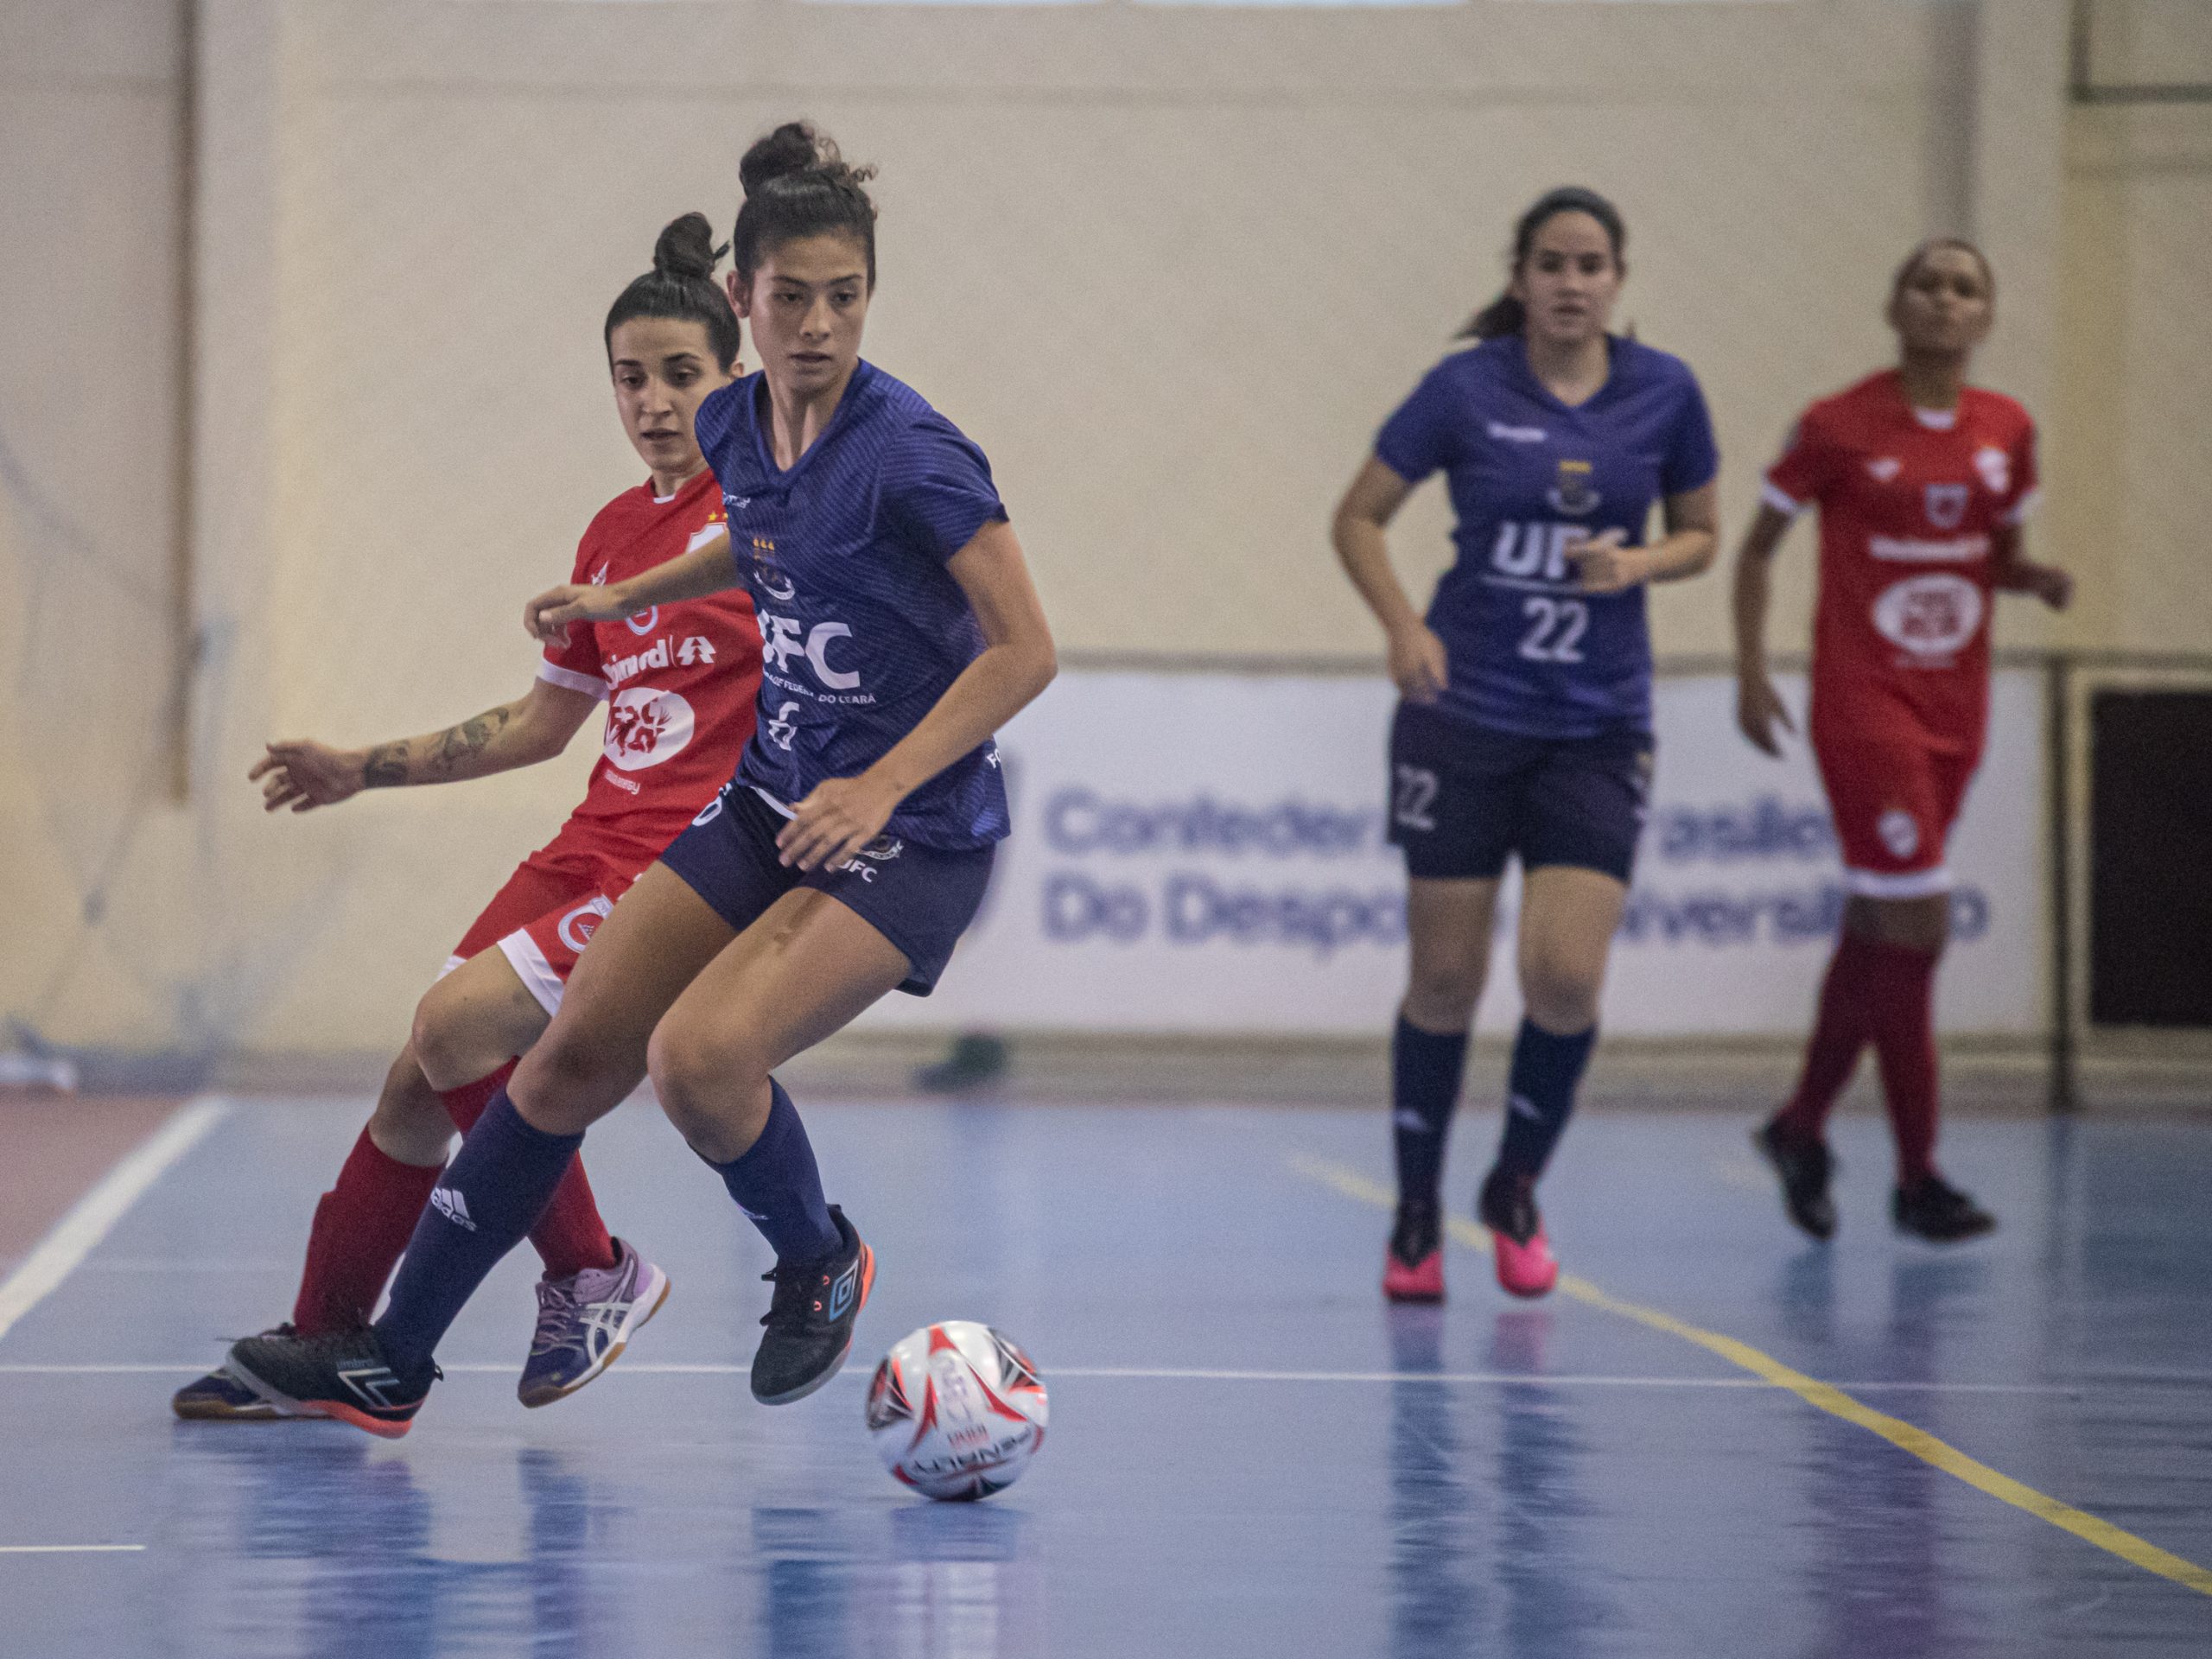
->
xmin=745 ymin=359 xmax=881 ymax=488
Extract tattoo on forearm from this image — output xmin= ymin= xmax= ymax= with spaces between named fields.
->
xmin=427 ymin=706 xmax=514 ymax=777
xmin=361 ymin=743 xmax=409 ymax=789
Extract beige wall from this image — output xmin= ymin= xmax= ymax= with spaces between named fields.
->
xmin=3 ymin=0 xmax=2206 ymax=1058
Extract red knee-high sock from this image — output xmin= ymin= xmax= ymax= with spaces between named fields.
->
xmin=440 ymin=1059 xmax=617 ymax=1278
xmin=1773 ymin=930 xmax=1885 ymax=1141
xmin=291 ymin=1128 xmax=445 ymax=1336
xmin=1862 ymin=938 xmax=1942 ymax=1187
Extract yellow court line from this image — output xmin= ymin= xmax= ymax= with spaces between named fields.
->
xmin=1287 ymin=1153 xmax=2212 ymax=1600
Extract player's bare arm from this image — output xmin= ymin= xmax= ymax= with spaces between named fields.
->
xmin=776 ymin=518 xmax=1058 ymax=873
xmin=250 ymin=677 xmax=600 ymax=813
xmin=526 ymin=531 xmax=739 ymax=646
xmin=1572 ymin=480 xmax=1719 ymax=594
xmin=1332 ymin=457 xmax=1447 ymax=705
xmin=1989 ymin=522 xmax=2073 ymax=610
xmin=1730 ymin=502 xmax=1798 ymax=757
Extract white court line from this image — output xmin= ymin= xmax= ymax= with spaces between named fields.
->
xmin=0 ymin=1545 xmax=145 ymax=1555
xmin=0 ymin=1097 xmax=231 ymax=1347
xmin=0 ymin=1360 xmax=2081 ymax=1395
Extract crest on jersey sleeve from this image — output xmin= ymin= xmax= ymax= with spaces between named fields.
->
xmin=1923 ymin=484 xmax=1969 ymax=531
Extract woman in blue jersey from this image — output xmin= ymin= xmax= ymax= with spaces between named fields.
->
xmin=226 ymin=123 xmax=1057 ymax=1435
xmin=1332 ymin=188 xmax=1719 ymax=1302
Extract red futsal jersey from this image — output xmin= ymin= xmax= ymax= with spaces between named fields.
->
xmin=1764 ymin=370 xmax=2038 ymax=759
xmin=536 ymin=468 xmax=762 ymax=867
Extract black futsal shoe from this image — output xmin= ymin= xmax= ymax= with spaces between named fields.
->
xmin=223 ymin=1325 xmax=437 ymax=1440
xmin=752 ymin=1206 xmax=874 ymax=1406
xmin=1892 ymin=1173 xmax=1996 ymax=1243
xmin=1753 ymin=1119 xmax=1838 ymax=1241
xmin=174 ymin=1325 xmax=314 ymax=1421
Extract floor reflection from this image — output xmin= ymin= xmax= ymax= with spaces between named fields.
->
xmin=168 ymin=1432 xmax=607 ymax=1659
xmin=1771 ymin=1239 xmax=1991 ymax=1658
xmin=1385 ymin=1306 xmax=1482 ymax=1656
xmin=760 ymin=1498 xmax=1044 ymax=1659
xmin=1382 ymin=1304 xmax=1617 ymax=1658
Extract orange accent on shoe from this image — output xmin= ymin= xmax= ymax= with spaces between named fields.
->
xmin=1491 ymin=1225 xmax=1559 ymax=1299
xmin=1382 ymin=1248 xmax=1445 ymax=1304
xmin=306 ymin=1400 xmax=414 ymax=1440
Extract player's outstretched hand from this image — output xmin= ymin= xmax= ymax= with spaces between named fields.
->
xmin=1735 ymin=673 xmax=1796 ymax=758
xmin=250 ymin=740 xmax=365 ymax=813
xmin=525 ymin=583 xmax=630 ymax=648
xmin=2028 ymin=564 xmax=2074 ymax=612
xmin=1569 ymin=531 xmax=1650 ymax=594
xmin=778 ymin=775 xmax=901 ymax=873
xmin=1386 ymin=622 xmax=1450 ymax=706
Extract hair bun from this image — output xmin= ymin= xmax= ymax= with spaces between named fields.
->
xmin=652 ymin=213 xmax=721 ymax=282
xmin=741 ymin=122 xmax=834 ymax=194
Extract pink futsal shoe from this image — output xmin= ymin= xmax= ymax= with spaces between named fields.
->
xmin=1478 ymin=1167 xmax=1558 ymax=1300
xmin=1382 ymin=1198 xmax=1445 ymax=1303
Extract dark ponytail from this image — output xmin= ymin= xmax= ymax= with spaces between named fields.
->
xmin=603 ymin=212 xmax=743 ymax=370
xmin=1459 ymin=186 xmax=1629 ymax=340
xmin=731 ymin=120 xmax=880 ymax=289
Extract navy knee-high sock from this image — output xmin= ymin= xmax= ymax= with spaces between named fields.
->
xmin=1495 ymin=1018 xmax=1598 ymax=1181
xmin=705 ymin=1078 xmax=839 ymax=1265
xmin=1391 ymin=1014 xmax=1470 ymax=1207
xmin=375 ymin=1090 xmax=581 ymax=1381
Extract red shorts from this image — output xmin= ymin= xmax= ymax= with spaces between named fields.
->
xmin=441 ymin=829 xmax=651 ymax=1016
xmin=1814 ymin=739 xmax=1979 ymax=899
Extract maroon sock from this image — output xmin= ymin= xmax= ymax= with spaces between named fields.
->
xmin=290 ymin=1127 xmax=445 ymax=1336
xmin=440 ymin=1059 xmax=617 ymax=1278
xmin=1774 ymin=930 xmax=1882 ymax=1141
xmin=1863 ymin=938 xmax=1942 ymax=1186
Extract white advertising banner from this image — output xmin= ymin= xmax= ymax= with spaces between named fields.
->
xmin=857 ymin=668 xmax=2045 ymax=1037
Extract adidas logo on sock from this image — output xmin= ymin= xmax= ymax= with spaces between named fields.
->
xmin=1508 ymin=1093 xmax=1543 ymax=1122
xmin=429 ymin=1185 xmax=477 ymax=1231
xmin=1392 ymin=1109 xmax=1434 ymax=1135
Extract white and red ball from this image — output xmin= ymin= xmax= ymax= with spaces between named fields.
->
xmin=865 ymin=1321 xmax=1048 ymax=1501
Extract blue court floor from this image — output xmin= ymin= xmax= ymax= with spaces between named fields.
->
xmin=3 ymin=1094 xmax=2210 ymax=1657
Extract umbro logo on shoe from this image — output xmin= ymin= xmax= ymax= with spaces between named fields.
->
xmin=827 ymin=1258 xmax=860 ymax=1322
xmin=340 ymin=1365 xmax=407 ymax=1409
xmin=430 ymin=1185 xmax=477 ymax=1231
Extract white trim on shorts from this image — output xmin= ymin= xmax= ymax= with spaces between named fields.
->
xmin=749 ymin=786 xmax=795 ymax=818
xmin=1844 ymin=864 xmax=1954 ymax=899
xmin=497 ymin=930 xmax=567 ymax=1019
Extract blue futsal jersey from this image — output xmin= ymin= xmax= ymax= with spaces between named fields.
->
xmin=694 ymin=361 xmax=1011 ymax=850
xmin=1376 ymin=334 xmax=1719 ymax=738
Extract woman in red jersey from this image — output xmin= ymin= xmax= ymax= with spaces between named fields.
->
xmin=1734 ymin=238 xmax=2071 ymax=1243
xmin=174 ymin=214 xmax=763 ymax=1417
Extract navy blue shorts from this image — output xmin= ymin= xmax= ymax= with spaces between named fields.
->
xmin=658 ymin=784 xmax=995 ymax=996
xmin=1386 ymin=702 xmax=1652 ymax=883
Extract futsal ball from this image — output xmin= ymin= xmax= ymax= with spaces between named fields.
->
xmin=865 ymin=1321 xmax=1048 ymax=1501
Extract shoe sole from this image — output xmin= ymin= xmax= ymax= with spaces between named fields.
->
xmin=518 ymin=1265 xmax=672 ymax=1409
xmin=171 ymin=1392 xmax=302 ymax=1423
xmin=754 ymin=1241 xmax=874 ymax=1407
xmin=219 ymin=1356 xmax=415 ymax=1440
